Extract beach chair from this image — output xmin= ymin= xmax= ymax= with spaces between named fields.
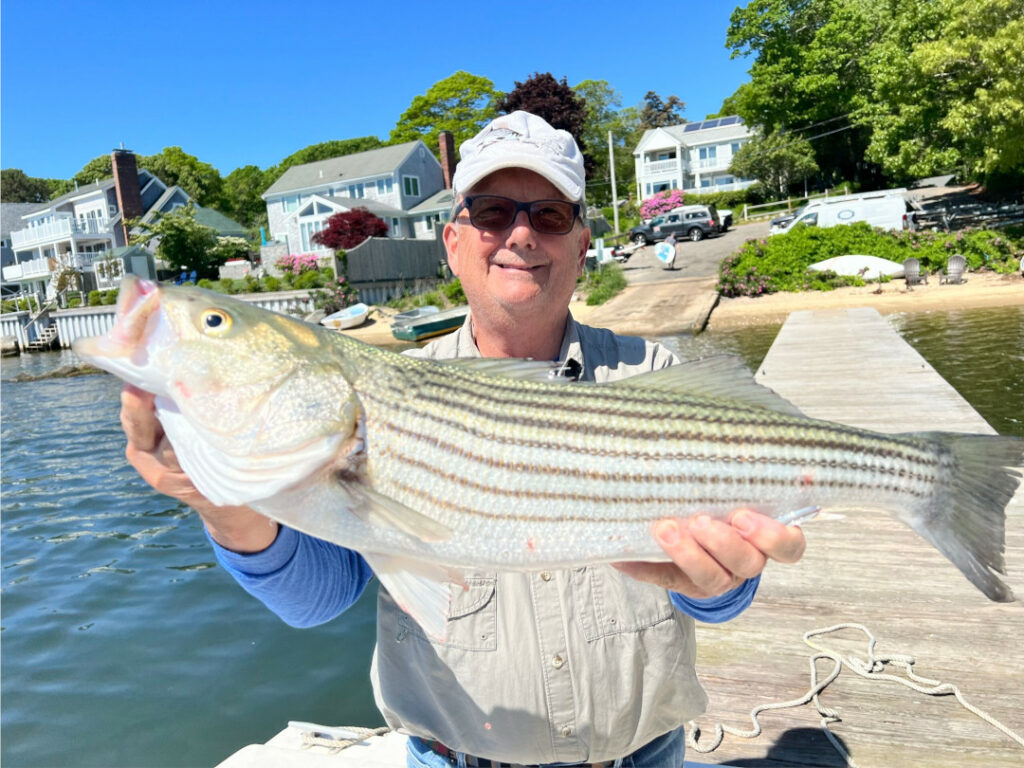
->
xmin=902 ymin=258 xmax=927 ymax=287
xmin=940 ymin=254 xmax=967 ymax=285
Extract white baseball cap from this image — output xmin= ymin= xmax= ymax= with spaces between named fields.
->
xmin=452 ymin=111 xmax=585 ymax=201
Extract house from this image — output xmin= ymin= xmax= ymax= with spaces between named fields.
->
xmin=632 ymin=116 xmax=757 ymax=200
xmin=261 ymin=134 xmax=457 ymax=259
xmin=1 ymin=149 xmax=245 ymax=301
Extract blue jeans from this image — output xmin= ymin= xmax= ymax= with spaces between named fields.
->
xmin=406 ymin=726 xmax=685 ymax=767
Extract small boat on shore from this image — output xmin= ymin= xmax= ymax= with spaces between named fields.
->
xmin=321 ymin=303 xmax=370 ymax=330
xmin=391 ymin=305 xmax=440 ymax=326
xmin=391 ymin=305 xmax=469 ymax=342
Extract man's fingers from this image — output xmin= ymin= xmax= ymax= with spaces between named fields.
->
xmin=120 ymin=385 xmax=162 ymax=451
xmin=653 ymin=518 xmax=747 ymax=596
xmin=728 ymin=509 xmax=807 ymax=564
xmin=684 ymin=515 xmax=767 ymax=580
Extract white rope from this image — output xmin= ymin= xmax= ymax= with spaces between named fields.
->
xmin=687 ymin=622 xmax=1024 ymax=766
xmin=287 ymin=721 xmax=391 ymax=752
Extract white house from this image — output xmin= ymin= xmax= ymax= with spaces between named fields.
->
xmin=2 ymin=149 xmax=245 ymax=301
xmin=633 ymin=116 xmax=757 ymax=199
xmin=261 ymin=138 xmax=455 ymax=257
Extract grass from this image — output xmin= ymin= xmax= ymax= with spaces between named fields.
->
xmin=579 ymin=263 xmax=627 ymax=305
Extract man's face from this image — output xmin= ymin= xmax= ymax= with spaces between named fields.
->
xmin=443 ymin=168 xmax=590 ymax=323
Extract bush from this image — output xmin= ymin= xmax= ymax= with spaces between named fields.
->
xmin=717 ymin=222 xmax=1024 ymax=297
xmin=292 ymin=270 xmax=324 ymax=290
xmin=88 ymin=290 xmax=103 ymax=307
xmin=579 ymin=263 xmax=627 ymax=305
xmin=101 ymin=289 xmax=119 ymax=305
xmin=197 ymin=278 xmax=214 ymax=290
xmin=311 ymin=276 xmax=359 ymax=315
xmin=441 ymin=278 xmax=465 ymax=304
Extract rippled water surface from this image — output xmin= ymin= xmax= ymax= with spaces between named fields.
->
xmin=1 ymin=306 xmax=1021 ymax=767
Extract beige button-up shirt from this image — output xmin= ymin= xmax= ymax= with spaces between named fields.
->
xmin=369 ymin=314 xmax=709 ymax=764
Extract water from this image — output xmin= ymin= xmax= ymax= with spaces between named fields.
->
xmin=2 ymin=307 xmax=1021 ymax=767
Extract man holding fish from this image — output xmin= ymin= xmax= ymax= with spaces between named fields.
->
xmin=116 ymin=112 xmax=806 ymax=766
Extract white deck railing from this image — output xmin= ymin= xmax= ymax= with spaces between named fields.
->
xmin=11 ymin=217 xmax=114 ymax=248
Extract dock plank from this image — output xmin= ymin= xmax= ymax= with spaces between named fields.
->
xmin=690 ymin=308 xmax=1024 ymax=767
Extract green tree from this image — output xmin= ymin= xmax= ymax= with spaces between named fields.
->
xmin=1 ymin=169 xmax=52 ymax=202
xmin=729 ymin=130 xmax=819 ymax=196
xmin=574 ymin=80 xmax=640 ymax=203
xmin=130 ymin=203 xmax=221 ymax=277
xmin=861 ymin=0 xmax=1024 ymax=188
xmin=73 ymin=155 xmax=113 ymax=187
xmin=389 ymin=71 xmax=501 ymax=155
xmin=266 ymin=137 xmax=384 ymax=186
xmin=221 ymin=165 xmax=269 ymax=228
xmin=139 ymin=147 xmax=223 ymax=207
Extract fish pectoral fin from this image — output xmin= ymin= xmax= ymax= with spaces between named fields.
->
xmin=611 ymin=355 xmax=805 ymax=417
xmin=363 ymin=553 xmax=457 ymax=641
xmin=344 ymin=485 xmax=453 ymax=543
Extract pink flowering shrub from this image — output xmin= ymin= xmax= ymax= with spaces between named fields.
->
xmin=275 ymin=253 xmax=321 ymax=275
xmin=640 ymin=190 xmax=687 ymax=219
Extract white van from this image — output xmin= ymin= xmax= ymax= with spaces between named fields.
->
xmin=770 ymin=188 xmax=911 ymax=236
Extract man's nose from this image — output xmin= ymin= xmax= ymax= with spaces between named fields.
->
xmin=506 ymin=209 xmax=537 ymax=245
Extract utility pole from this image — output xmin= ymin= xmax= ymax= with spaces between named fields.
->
xmin=608 ymin=130 xmax=619 ymax=234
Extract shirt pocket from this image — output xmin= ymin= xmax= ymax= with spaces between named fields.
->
xmin=571 ymin=566 xmax=676 ymax=642
xmin=398 ymin=575 xmax=497 ymax=651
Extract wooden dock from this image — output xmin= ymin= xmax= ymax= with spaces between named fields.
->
xmin=691 ymin=308 xmax=1024 ymax=767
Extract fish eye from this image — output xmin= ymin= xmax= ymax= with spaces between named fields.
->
xmin=199 ymin=309 xmax=232 ymax=336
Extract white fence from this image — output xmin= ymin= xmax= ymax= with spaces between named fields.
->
xmin=741 ymin=185 xmax=851 ymax=221
xmin=53 ymin=290 xmax=317 ymax=349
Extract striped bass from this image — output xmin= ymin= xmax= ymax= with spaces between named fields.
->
xmin=74 ymin=276 xmax=1022 ymax=638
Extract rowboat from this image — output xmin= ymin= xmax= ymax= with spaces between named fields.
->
xmin=391 ymin=305 xmax=469 ymax=342
xmin=320 ymin=303 xmax=370 ymax=330
xmin=391 ymin=305 xmax=440 ymax=326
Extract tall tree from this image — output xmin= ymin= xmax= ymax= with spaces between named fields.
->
xmin=73 ymin=155 xmax=114 ymax=187
xmin=497 ymin=72 xmax=589 ymax=172
xmin=139 ymin=147 xmax=223 ymax=207
xmin=639 ymin=91 xmax=686 ymax=129
xmin=221 ymin=165 xmax=270 ymax=228
xmin=574 ymin=80 xmax=640 ymax=202
xmin=389 ymin=71 xmax=501 ymax=156
xmin=729 ymin=130 xmax=819 ymax=196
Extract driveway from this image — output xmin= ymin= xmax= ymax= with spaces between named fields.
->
xmin=614 ymin=220 xmax=769 ymax=284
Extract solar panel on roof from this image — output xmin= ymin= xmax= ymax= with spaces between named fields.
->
xmin=719 ymin=116 xmax=739 ymax=126
xmin=704 ymin=118 xmax=720 ymax=129
xmin=683 ymin=123 xmax=701 ymax=132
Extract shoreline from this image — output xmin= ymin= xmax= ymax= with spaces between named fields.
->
xmin=341 ymin=270 xmax=1023 ymax=347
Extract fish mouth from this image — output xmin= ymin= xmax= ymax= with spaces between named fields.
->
xmin=73 ymin=275 xmax=162 ymax=359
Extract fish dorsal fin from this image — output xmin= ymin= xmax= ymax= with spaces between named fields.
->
xmin=612 ymin=355 xmax=805 ymax=417
xmin=442 ymin=357 xmax=574 ymax=383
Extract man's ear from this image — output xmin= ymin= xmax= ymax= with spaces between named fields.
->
xmin=576 ymin=226 xmax=591 ymax=274
xmin=443 ymin=221 xmax=461 ymax=276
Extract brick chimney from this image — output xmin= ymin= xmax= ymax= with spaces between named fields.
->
xmin=438 ymin=131 xmax=456 ymax=189
xmin=111 ymin=149 xmax=144 ymax=243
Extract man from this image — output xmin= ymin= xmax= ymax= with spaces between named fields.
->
xmin=121 ymin=111 xmax=805 ymax=767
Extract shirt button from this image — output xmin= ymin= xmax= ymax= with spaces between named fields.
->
xmin=560 ymin=726 xmax=573 ymax=738
xmin=552 ymin=654 xmax=564 ymax=669
xmin=540 ymin=572 xmax=552 ymax=582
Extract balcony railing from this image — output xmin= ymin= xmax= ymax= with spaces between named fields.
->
xmin=1 ymin=253 xmax=97 ymax=283
xmin=642 ymin=159 xmax=680 ymax=175
xmin=11 ymin=217 xmax=114 ymax=249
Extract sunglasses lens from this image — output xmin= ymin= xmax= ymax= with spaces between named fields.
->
xmin=468 ymin=197 xmax=517 ymax=230
xmin=530 ymin=202 xmax=575 ymax=234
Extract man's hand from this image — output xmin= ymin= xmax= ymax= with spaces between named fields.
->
xmin=614 ymin=509 xmax=806 ymax=599
xmin=121 ymin=384 xmax=278 ymax=553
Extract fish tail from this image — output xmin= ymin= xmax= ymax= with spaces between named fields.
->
xmin=909 ymin=432 xmax=1023 ymax=603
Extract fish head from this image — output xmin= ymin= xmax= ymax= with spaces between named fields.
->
xmin=74 ymin=275 xmax=360 ymax=469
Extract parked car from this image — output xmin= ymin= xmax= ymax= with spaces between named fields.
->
xmin=655 ymin=205 xmax=722 ymax=241
xmin=770 ymin=189 xmax=911 ymax=236
xmin=628 ymin=215 xmax=672 ymax=245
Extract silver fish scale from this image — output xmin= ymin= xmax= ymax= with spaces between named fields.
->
xmin=347 ymin=345 xmax=945 ymax=568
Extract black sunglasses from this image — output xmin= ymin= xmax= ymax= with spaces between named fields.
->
xmin=452 ymin=195 xmax=581 ymax=235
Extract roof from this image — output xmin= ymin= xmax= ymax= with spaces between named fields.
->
xmin=409 ymin=188 xmax=455 ymax=214
xmin=635 ymin=116 xmax=750 ymax=152
xmin=138 ymin=186 xmax=189 ymax=224
xmin=194 ymin=206 xmax=248 ymax=237
xmin=263 ymin=141 xmax=424 ymax=197
xmin=1 ymin=203 xmax=40 ymax=236
xmin=311 ymin=195 xmax=403 ymax=218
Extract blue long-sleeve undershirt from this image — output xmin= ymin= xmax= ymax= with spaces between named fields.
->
xmin=210 ymin=526 xmax=759 ymax=628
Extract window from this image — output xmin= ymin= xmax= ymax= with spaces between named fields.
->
xmin=391 ymin=217 xmax=401 ymax=237
xmin=701 ymin=178 xmax=712 ymax=188
xmin=731 ymin=142 xmax=741 ymax=155
xmin=348 ymin=183 xmax=364 ymax=199
xmin=300 ymin=220 xmax=325 ymax=251
xmin=699 ymin=146 xmax=717 ymax=160
xmin=377 ymin=177 xmax=394 ymax=195
xmin=402 ymin=176 xmax=420 ymax=197
xmin=282 ymin=196 xmax=299 ymax=213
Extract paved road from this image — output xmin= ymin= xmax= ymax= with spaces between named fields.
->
xmin=614 ymin=219 xmax=770 ymax=284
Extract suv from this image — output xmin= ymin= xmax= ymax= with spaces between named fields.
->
xmin=654 ymin=205 xmax=721 ymax=241
xmin=628 ymin=214 xmax=671 ymax=245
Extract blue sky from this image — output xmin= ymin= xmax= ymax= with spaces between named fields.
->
xmin=1 ymin=1 xmax=753 ymax=180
